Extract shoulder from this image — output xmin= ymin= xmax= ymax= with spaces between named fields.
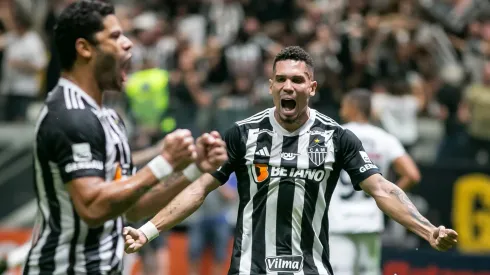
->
xmin=41 ymin=86 xmax=104 ymax=139
xmin=312 ymin=110 xmax=342 ymax=129
xmin=235 ymin=108 xmax=270 ymax=127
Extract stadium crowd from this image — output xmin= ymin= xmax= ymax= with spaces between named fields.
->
xmin=1 ymin=0 xmax=490 ymax=164
xmin=0 ymin=0 xmax=489 ymax=274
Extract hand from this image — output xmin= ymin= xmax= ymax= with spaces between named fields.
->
xmin=161 ymin=129 xmax=197 ymax=171
xmin=429 ymin=226 xmax=458 ymax=251
xmin=195 ymin=131 xmax=228 ymax=173
xmin=123 ymin=226 xmax=148 ymax=254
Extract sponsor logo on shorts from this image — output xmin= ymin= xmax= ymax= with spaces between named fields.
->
xmin=265 ymin=255 xmax=303 ymax=272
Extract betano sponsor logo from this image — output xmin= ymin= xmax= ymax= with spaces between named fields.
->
xmin=252 ymin=165 xmax=326 ymax=183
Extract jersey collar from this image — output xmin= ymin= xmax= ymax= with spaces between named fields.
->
xmin=269 ymin=107 xmax=317 ymax=136
xmin=58 ymin=78 xmax=101 ymax=111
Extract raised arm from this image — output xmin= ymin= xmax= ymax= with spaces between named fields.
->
xmin=48 ymin=110 xmax=196 ymax=228
xmin=360 ymin=174 xmax=457 ymax=251
xmin=123 ymin=125 xmax=245 ymax=253
xmin=125 ymin=131 xmax=228 ymax=222
xmin=338 ymin=129 xmax=457 ymax=251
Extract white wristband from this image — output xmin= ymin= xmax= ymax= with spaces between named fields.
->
xmin=182 ymin=164 xmax=203 ymax=182
xmin=147 ymin=156 xmax=173 ymax=180
xmin=139 ymin=221 xmax=159 ymax=242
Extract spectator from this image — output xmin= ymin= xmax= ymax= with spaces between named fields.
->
xmin=0 ymin=4 xmax=47 ymax=122
xmin=372 ymin=80 xmax=424 ymax=152
xmin=458 ymin=61 xmax=490 ymax=165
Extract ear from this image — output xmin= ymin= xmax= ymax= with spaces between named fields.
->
xmin=268 ymin=78 xmax=273 ymax=95
xmin=75 ymin=38 xmax=94 ymax=60
xmin=309 ymin=80 xmax=317 ymax=97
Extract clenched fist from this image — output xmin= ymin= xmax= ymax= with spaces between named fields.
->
xmin=161 ymin=129 xmax=197 ymax=171
xmin=195 ymin=131 xmax=228 ymax=173
xmin=123 ymin=226 xmax=147 ymax=254
xmin=429 ymin=226 xmax=458 ymax=251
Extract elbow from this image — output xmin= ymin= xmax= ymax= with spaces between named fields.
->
xmin=407 ymin=170 xmax=421 ymax=186
xmin=79 ymin=212 xmax=108 ymax=228
xmin=411 ymin=172 xmax=421 ymax=185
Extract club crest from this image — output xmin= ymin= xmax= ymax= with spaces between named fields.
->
xmin=308 ymin=138 xmax=328 ymax=166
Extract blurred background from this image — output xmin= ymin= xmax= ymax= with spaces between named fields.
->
xmin=0 ymin=0 xmax=489 ymax=274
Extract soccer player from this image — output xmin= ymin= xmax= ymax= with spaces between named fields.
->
xmin=328 ymin=89 xmax=421 ymax=275
xmin=123 ymin=46 xmax=458 ymax=275
xmin=23 ymin=1 xmax=228 ymax=275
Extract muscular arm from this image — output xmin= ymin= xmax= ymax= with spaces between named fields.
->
xmin=124 ymin=172 xmax=191 ymax=222
xmin=150 ymin=173 xmax=221 ymax=231
xmin=360 ymin=174 xmax=435 ymax=241
xmin=68 ymin=167 xmax=160 ymax=228
xmin=52 ymin=108 xmax=194 ymax=228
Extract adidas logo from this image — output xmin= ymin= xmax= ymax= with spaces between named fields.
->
xmin=255 ymin=147 xmax=270 ymax=157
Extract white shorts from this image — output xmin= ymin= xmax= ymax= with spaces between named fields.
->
xmin=329 ymin=233 xmax=381 ymax=275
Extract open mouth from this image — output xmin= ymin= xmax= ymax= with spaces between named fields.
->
xmin=120 ymin=56 xmax=131 ymax=83
xmin=281 ymin=98 xmax=297 ymax=113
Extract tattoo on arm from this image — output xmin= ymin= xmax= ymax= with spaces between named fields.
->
xmin=389 ymin=188 xmax=432 ymax=227
xmin=151 ymin=172 xmax=184 ymax=193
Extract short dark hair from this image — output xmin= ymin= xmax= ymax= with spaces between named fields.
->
xmin=54 ymin=0 xmax=115 ymax=70
xmin=273 ymin=46 xmax=314 ymax=75
xmin=345 ymin=89 xmax=372 ymax=118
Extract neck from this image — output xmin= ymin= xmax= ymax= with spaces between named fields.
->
xmin=61 ymin=68 xmax=103 ymax=106
xmin=275 ymin=107 xmax=310 ymax=132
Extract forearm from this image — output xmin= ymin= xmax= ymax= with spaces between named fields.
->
xmin=372 ymin=179 xmax=435 ymax=241
xmin=125 ymin=171 xmax=191 ymax=222
xmin=89 ymin=167 xmax=160 ymax=224
xmin=151 ymin=173 xmax=219 ymax=232
xmin=132 ymin=145 xmax=161 ymax=166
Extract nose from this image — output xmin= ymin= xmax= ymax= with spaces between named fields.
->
xmin=283 ymin=79 xmax=294 ymax=92
xmin=121 ymin=35 xmax=133 ymax=52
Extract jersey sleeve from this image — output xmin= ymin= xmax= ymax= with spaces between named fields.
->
xmin=338 ymin=129 xmax=381 ymax=190
xmin=46 ymin=109 xmax=107 ymax=183
xmin=384 ymin=134 xmax=406 ymax=163
xmin=211 ymin=124 xmax=245 ymax=185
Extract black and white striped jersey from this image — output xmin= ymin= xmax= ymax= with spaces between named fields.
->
xmin=212 ymin=108 xmax=380 ymax=275
xmin=23 ymin=78 xmax=133 ymax=275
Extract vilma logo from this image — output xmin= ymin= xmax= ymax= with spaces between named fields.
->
xmin=251 ymin=164 xmax=269 ymax=183
xmin=308 ymin=138 xmax=327 ymax=166
xmin=265 ymin=255 xmax=303 ymax=273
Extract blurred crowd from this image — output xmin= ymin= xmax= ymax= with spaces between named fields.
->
xmin=0 ymin=0 xmax=489 ymax=273
xmin=1 ymin=0 xmax=489 ymax=168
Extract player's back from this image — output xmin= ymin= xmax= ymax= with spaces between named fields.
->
xmin=217 ymin=108 xmax=381 ymax=275
xmin=328 ymin=122 xmax=406 ymax=234
xmin=24 ymin=79 xmax=130 ymax=275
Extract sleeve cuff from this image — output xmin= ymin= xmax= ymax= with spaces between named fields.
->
xmin=210 ymin=170 xmax=229 ymax=185
xmin=352 ymin=171 xmax=381 ymax=191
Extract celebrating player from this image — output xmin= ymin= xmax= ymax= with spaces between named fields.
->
xmin=23 ymin=1 xmax=227 ymax=275
xmin=328 ymin=89 xmax=421 ymax=275
xmin=123 ymin=46 xmax=458 ymax=275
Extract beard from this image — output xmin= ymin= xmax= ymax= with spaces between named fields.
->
xmin=93 ymin=49 xmax=122 ymax=92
